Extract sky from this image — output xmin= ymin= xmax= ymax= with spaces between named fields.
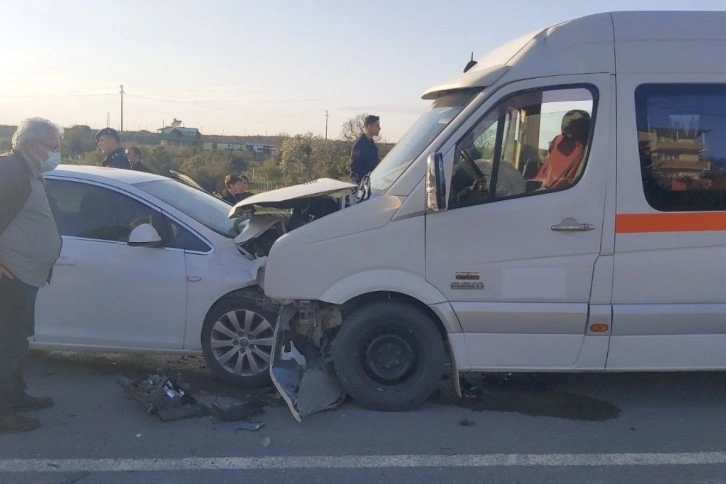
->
xmin=1 ymin=0 xmax=725 ymax=142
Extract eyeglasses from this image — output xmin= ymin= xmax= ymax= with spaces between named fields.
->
xmin=38 ymin=142 xmax=61 ymax=153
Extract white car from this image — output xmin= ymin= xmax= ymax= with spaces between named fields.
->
xmin=34 ymin=165 xmax=277 ymax=387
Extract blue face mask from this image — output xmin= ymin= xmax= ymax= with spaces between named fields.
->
xmin=41 ymin=151 xmax=61 ymax=172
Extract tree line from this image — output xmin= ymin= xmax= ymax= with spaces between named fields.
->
xmin=0 ymin=113 xmax=393 ymax=194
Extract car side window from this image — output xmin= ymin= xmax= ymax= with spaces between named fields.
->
xmin=636 ymin=84 xmax=726 ymax=211
xmin=166 ymin=218 xmax=212 ymax=252
xmin=448 ymin=86 xmax=596 ymax=210
xmin=45 ymin=179 xmax=163 ymax=243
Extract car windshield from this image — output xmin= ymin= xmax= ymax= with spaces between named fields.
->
xmin=369 ymin=91 xmax=477 ymax=195
xmin=134 ymin=179 xmax=237 ymax=238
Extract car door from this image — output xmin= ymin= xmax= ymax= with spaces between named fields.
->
xmin=425 ymin=76 xmax=613 ymax=370
xmin=35 ymin=178 xmax=187 ymax=350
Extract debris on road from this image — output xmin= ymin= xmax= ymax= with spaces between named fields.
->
xmin=116 ymin=374 xmax=208 ymax=421
xmin=209 ymin=397 xmax=265 ymax=421
xmin=235 ymin=421 xmax=265 ymax=432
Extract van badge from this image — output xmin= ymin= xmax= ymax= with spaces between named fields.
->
xmin=455 ymin=272 xmax=480 ymax=280
xmin=451 ymin=281 xmax=484 ymax=290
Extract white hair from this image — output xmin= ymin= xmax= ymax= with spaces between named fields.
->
xmin=12 ymin=117 xmax=64 ymax=150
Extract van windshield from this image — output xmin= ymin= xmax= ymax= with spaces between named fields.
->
xmin=370 ymin=91 xmax=478 ymax=195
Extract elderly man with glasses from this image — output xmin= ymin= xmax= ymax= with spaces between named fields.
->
xmin=0 ymin=118 xmax=63 ymax=433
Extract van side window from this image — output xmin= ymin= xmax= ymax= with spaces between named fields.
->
xmin=636 ymin=84 xmax=726 ymax=212
xmin=448 ymin=86 xmax=596 ymax=210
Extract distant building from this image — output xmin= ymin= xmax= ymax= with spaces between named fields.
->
xmin=639 ymin=128 xmax=710 ymax=191
xmin=158 ymin=126 xmax=202 ymax=148
xmin=202 ymin=142 xmax=278 ymax=155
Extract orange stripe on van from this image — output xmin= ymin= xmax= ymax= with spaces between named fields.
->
xmin=616 ymin=213 xmax=726 ymax=233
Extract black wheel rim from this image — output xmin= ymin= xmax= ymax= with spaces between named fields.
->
xmin=360 ymin=326 xmax=420 ymax=385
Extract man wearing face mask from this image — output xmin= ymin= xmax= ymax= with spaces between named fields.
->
xmin=0 ymin=118 xmax=63 ymax=433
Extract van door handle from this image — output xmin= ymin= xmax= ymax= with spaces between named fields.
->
xmin=551 ymin=223 xmax=595 ymax=232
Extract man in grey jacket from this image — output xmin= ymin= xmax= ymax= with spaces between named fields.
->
xmin=0 ymin=118 xmax=63 ymax=433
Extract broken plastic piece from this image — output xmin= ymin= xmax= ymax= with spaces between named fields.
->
xmin=116 ymin=374 xmax=208 ymax=422
xmin=270 ymin=305 xmax=345 ymax=421
xmin=236 ymin=421 xmax=265 ymax=432
xmin=210 ymin=397 xmax=264 ymax=421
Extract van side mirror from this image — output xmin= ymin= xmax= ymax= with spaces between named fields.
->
xmin=426 ymin=152 xmax=447 ymax=211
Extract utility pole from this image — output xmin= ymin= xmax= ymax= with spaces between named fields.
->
xmin=120 ymin=84 xmax=125 ymax=132
xmin=324 ymin=110 xmax=329 ymax=140
xmin=106 ymin=111 xmax=110 ymax=127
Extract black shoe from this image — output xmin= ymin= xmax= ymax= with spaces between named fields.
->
xmin=0 ymin=412 xmax=40 ymax=433
xmin=11 ymin=394 xmax=54 ymax=412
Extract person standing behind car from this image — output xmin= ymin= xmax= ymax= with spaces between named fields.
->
xmin=96 ymin=127 xmax=131 ymax=169
xmin=220 ymin=174 xmax=244 ymax=204
xmin=350 ymin=115 xmax=381 ymax=184
xmin=125 ymin=146 xmax=151 ymax=172
xmin=0 ymin=118 xmax=63 ymax=433
xmin=236 ymin=175 xmax=254 ymax=202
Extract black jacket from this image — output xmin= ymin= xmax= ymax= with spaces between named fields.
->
xmin=350 ymin=134 xmax=379 ymax=183
xmin=0 ymin=151 xmax=32 ymax=236
xmin=102 ymin=148 xmax=131 ymax=169
xmin=132 ymin=161 xmax=151 ymax=173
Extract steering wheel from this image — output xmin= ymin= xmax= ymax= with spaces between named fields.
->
xmin=459 ymin=148 xmax=489 ymax=192
xmin=451 ymin=148 xmax=490 ymax=206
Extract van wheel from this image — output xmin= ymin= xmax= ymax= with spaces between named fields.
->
xmin=332 ymin=301 xmax=445 ymax=411
xmin=202 ymin=297 xmax=276 ymax=387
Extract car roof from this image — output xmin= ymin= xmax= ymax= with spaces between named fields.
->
xmin=47 ymin=164 xmax=167 ymax=186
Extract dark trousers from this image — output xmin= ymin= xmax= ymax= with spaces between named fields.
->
xmin=0 ymin=276 xmax=39 ymax=413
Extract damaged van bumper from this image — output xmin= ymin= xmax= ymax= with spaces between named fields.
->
xmin=269 ymin=304 xmax=345 ymax=421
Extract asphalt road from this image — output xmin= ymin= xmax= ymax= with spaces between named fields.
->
xmin=2 ymin=350 xmax=726 ymax=484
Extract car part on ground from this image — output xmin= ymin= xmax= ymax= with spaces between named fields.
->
xmin=209 ymin=396 xmax=265 ymax=421
xmin=116 ymin=374 xmax=208 ymax=421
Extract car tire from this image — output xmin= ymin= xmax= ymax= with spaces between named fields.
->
xmin=332 ymin=301 xmax=446 ymax=411
xmin=202 ymin=296 xmax=277 ymax=387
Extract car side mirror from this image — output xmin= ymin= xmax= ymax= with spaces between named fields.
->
xmin=128 ymin=223 xmax=163 ymax=247
xmin=426 ymin=152 xmax=447 ymax=211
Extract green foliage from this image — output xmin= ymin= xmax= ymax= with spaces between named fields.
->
xmin=259 ymin=157 xmax=283 ymax=183
xmin=280 ymin=133 xmax=350 ymax=184
xmin=340 ymin=113 xmax=368 ymax=143
xmin=230 ymin=157 xmax=249 ymax=172
xmin=0 ymin=121 xmax=392 ymax=191
xmin=63 ymin=125 xmax=97 ymax=158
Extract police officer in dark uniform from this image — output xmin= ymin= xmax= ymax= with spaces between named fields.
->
xmin=96 ymin=128 xmax=131 ymax=169
xmin=350 ymin=115 xmax=381 ymax=184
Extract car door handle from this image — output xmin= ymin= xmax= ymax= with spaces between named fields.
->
xmin=55 ymin=256 xmax=76 ymax=266
xmin=551 ymin=223 xmax=595 ymax=232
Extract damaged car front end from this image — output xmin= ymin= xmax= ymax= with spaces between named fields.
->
xmin=229 ymin=179 xmax=359 ymax=420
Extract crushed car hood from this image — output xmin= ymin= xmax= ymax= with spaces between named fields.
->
xmin=228 ymin=178 xmax=356 ymax=218
xmin=233 ymin=213 xmax=288 ymax=245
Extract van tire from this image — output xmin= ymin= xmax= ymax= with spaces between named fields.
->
xmin=332 ymin=301 xmax=445 ymax=411
xmin=201 ymin=297 xmax=276 ymax=387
